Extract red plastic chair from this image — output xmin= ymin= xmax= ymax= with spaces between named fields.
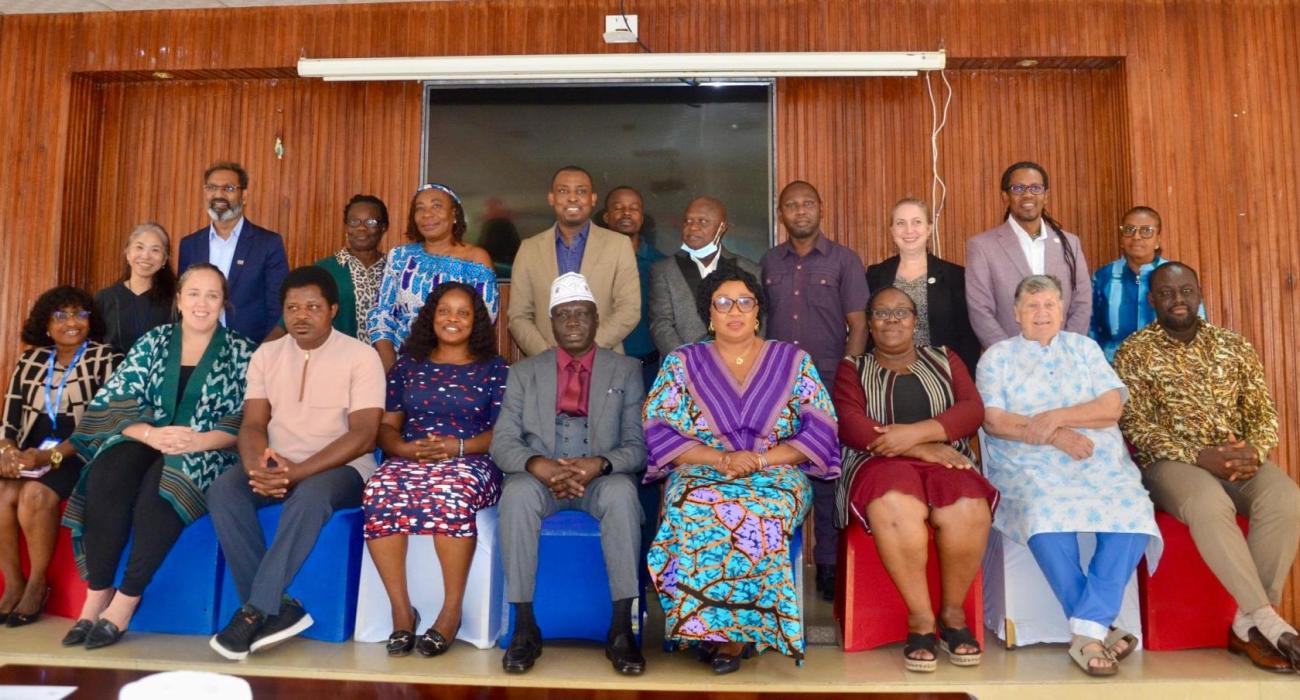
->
xmin=1139 ymin=510 xmax=1247 ymax=650
xmin=0 ymin=524 xmax=87 ymax=620
xmin=835 ymin=523 xmax=984 ymax=651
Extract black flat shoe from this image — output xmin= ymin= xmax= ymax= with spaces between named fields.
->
xmin=605 ymin=630 xmax=645 ymax=675
xmin=84 ymin=618 xmax=126 ymax=650
xmin=386 ymin=609 xmax=420 ymax=657
xmin=415 ymin=622 xmax=458 ymax=658
xmin=61 ymin=619 xmax=94 ymax=647
xmin=710 ymin=643 xmax=753 ymax=675
xmin=501 ymin=633 xmax=542 ymax=673
xmin=5 ymin=588 xmax=50 ymax=628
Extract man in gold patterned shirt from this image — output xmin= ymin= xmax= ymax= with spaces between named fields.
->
xmin=1114 ymin=262 xmax=1300 ymax=672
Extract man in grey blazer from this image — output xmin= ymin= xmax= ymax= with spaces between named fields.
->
xmin=491 ymin=273 xmax=647 ymax=676
xmin=648 ymin=196 xmax=761 ymax=355
xmin=965 ymin=161 xmax=1092 ymax=348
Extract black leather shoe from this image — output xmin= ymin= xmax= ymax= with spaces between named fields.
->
xmin=501 ymin=632 xmax=542 ymax=673
xmin=84 ymin=619 xmax=126 ymax=650
xmin=61 ymin=619 xmax=94 ymax=647
xmin=605 ymin=630 xmax=646 ymax=675
xmin=711 ymin=643 xmax=753 ymax=675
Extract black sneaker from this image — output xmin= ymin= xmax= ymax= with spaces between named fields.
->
xmin=249 ymin=598 xmax=314 ymax=653
xmin=210 ymin=605 xmax=265 ymax=661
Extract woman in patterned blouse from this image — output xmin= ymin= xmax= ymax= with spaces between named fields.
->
xmin=0 ymin=286 xmax=120 ymax=626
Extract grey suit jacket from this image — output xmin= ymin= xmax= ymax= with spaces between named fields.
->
xmin=648 ymin=249 xmax=761 ymax=356
xmin=964 ymin=221 xmax=1092 ymax=348
xmin=490 ymin=347 xmax=647 ymax=475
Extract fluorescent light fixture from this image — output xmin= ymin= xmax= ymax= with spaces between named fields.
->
xmin=297 ymin=51 xmax=945 ymax=82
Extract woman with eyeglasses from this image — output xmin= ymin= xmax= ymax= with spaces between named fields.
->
xmin=867 ymin=198 xmax=981 ymax=371
xmin=831 ymin=286 xmax=995 ymax=672
xmin=0 ymin=287 xmax=120 ymax=627
xmin=369 ymin=184 xmax=498 ymax=372
xmin=643 ymin=263 xmax=840 ymax=674
xmin=94 ymin=223 xmax=177 ymax=355
xmin=1088 ymin=206 xmax=1204 ymax=362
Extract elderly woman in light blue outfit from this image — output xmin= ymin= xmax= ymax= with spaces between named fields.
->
xmin=977 ymin=274 xmax=1161 ymax=677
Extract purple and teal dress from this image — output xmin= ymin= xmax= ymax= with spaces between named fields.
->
xmin=642 ymin=340 xmax=840 ymax=663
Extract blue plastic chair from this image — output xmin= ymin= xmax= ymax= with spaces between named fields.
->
xmin=216 ymin=505 xmax=364 ymax=642
xmin=117 ymin=514 xmax=224 ymax=634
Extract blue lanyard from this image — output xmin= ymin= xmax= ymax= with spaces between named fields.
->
xmin=45 ymin=341 xmax=88 ymax=425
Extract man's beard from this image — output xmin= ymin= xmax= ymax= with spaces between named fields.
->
xmin=207 ymin=202 xmax=243 ymax=223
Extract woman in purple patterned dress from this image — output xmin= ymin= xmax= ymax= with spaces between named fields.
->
xmin=363 ymin=281 xmax=507 ymax=658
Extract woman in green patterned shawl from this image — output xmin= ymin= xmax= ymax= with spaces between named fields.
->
xmin=60 ymin=264 xmax=255 ymax=650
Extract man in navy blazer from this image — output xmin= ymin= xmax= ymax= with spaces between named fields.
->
xmin=179 ymin=161 xmax=289 ymax=343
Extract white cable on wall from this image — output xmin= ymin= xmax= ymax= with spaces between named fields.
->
xmin=924 ymin=69 xmax=952 ymax=255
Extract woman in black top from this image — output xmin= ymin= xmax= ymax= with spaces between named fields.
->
xmin=94 ymin=222 xmax=176 ymax=354
xmin=866 ymin=198 xmax=981 ymax=372
xmin=0 ymin=287 xmax=120 ymax=626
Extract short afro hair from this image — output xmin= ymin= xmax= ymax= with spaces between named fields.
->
xmin=21 ymin=285 xmax=105 ymax=347
xmin=279 ymin=265 xmax=340 ymax=307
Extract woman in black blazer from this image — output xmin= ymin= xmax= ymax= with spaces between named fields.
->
xmin=866 ymin=198 xmax=981 ymax=371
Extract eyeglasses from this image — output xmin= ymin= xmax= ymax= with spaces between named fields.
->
xmin=1119 ymin=224 xmax=1159 ymax=238
xmin=1005 ymin=183 xmax=1047 ymax=196
xmin=712 ymin=296 xmax=758 ymax=314
xmin=346 ymin=218 xmax=384 ymax=230
xmin=52 ymin=310 xmax=91 ymax=322
xmin=204 ymin=184 xmax=241 ymax=194
xmin=869 ymin=308 xmax=916 ymax=321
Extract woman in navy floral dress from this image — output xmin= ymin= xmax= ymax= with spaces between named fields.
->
xmin=363 ymin=281 xmax=507 ymax=658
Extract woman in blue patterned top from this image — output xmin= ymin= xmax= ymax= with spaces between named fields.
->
xmin=1088 ymin=206 xmax=1203 ymax=362
xmin=368 ymin=184 xmax=497 ymax=371
xmin=978 ymin=274 xmax=1160 ymax=677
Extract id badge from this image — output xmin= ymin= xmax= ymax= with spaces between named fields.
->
xmin=37 ymin=437 xmax=60 ymax=451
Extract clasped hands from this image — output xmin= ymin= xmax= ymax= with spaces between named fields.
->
xmin=246 ymin=447 xmax=300 ymax=499
xmin=1197 ymin=433 xmax=1260 ymax=482
xmin=868 ymin=425 xmax=972 ymax=470
xmin=142 ymin=425 xmax=207 ymax=455
xmin=527 ymin=456 xmax=605 ymax=499
xmin=403 ymin=432 xmax=459 ymax=464
xmin=1020 ymin=410 xmax=1095 ymax=461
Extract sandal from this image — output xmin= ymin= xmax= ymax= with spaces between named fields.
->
xmin=1104 ymin=626 xmax=1138 ymax=663
xmin=416 ymin=623 xmax=459 ymax=657
xmin=903 ymin=632 xmax=939 ymax=673
xmin=937 ymin=624 xmax=982 ymax=666
xmin=385 ymin=609 xmax=420 ymax=657
xmin=1068 ymin=635 xmax=1118 ymax=677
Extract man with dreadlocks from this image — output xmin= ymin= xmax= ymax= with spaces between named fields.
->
xmin=964 ymin=161 xmax=1092 ymax=348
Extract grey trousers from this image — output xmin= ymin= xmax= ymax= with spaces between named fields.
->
xmin=208 ymin=465 xmax=364 ymax=617
xmin=499 ymin=471 xmax=642 ymax=603
xmin=1143 ymin=459 xmax=1300 ymax=612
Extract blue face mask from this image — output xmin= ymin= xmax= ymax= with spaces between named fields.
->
xmin=681 ymin=223 xmax=725 ymax=260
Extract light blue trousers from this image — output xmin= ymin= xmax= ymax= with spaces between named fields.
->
xmin=1026 ymin=532 xmax=1149 ymax=640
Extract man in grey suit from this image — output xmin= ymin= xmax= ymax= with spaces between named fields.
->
xmin=491 ymin=272 xmax=647 ymax=676
xmin=965 ymin=161 xmax=1092 ymax=348
xmin=648 ymin=196 xmax=761 ymax=355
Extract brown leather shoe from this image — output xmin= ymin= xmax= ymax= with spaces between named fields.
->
xmin=1228 ymin=627 xmax=1295 ymax=673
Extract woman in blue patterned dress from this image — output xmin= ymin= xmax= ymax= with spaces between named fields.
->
xmin=368 ymin=184 xmax=498 ymax=371
xmin=978 ymin=274 xmax=1161 ymax=677
xmin=643 ymin=265 xmax=840 ymax=674
xmin=364 ymin=281 xmax=507 ymax=658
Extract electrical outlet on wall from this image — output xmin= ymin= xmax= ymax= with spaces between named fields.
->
xmin=603 ymin=14 xmax=639 ymax=44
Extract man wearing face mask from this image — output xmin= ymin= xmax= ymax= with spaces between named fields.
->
xmin=648 ymin=197 xmax=761 ymax=355
xmin=179 ymin=161 xmax=289 ymax=344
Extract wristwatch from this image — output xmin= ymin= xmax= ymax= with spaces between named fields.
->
xmin=599 ymin=457 xmax=613 ymax=476
xmin=48 ymin=449 xmax=64 ymax=467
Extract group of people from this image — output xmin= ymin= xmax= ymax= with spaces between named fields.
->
xmin=0 ymin=159 xmax=1296 ymax=680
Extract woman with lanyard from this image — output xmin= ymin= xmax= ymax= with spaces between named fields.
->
xmin=0 ymin=286 xmax=120 ymax=626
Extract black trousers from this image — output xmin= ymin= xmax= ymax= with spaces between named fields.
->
xmin=81 ymin=441 xmax=185 ymax=596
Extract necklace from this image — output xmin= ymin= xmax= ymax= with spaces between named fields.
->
xmin=720 ymin=339 xmax=758 ymax=365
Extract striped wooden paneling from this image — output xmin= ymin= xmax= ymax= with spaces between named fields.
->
xmin=0 ymin=0 xmax=1297 ymax=620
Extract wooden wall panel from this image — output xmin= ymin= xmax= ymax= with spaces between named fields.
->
xmin=0 ymin=0 xmax=1297 ymax=620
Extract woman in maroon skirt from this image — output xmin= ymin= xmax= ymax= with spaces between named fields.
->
xmin=831 ymin=286 xmax=996 ymax=673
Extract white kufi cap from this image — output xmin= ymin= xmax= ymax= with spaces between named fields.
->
xmin=549 ymin=272 xmax=597 ymax=313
